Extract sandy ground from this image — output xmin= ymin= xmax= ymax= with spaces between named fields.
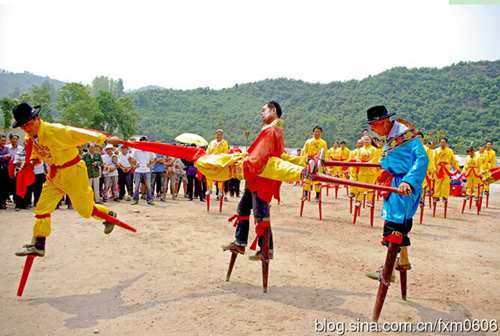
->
xmin=1 ymin=184 xmax=499 ymax=336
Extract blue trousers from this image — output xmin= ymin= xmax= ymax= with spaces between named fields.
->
xmin=234 ymin=188 xmax=274 ymax=250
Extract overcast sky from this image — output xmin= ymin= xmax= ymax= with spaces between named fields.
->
xmin=1 ymin=0 xmax=499 ymax=90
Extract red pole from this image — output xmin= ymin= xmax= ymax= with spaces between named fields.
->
xmin=17 ymin=255 xmax=36 ymax=297
xmin=261 ymin=227 xmax=270 ymax=293
xmin=312 ymin=174 xmax=401 ymax=194
xmin=318 ymin=188 xmax=323 ymax=221
xmin=323 ymin=160 xmax=381 ymax=168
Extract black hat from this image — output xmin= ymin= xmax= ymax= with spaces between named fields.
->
xmin=12 ymin=103 xmax=41 ymax=128
xmin=367 ymin=105 xmax=395 ymax=123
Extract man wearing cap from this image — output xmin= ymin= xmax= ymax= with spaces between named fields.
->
xmin=207 ymin=129 xmax=229 ymax=201
xmin=11 ymin=103 xmax=122 ymax=257
xmin=365 ymin=105 xmax=428 ymax=319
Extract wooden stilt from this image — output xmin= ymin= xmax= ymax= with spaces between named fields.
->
xmin=400 ymin=270 xmax=407 ymax=301
xmin=444 ymin=200 xmax=448 ymax=219
xmin=369 ymin=193 xmax=375 ymax=227
xmin=461 ymin=198 xmax=467 ymax=214
xmin=349 ymin=197 xmax=353 ymax=214
xmin=419 ymin=204 xmax=424 ymax=224
xmin=486 ymin=192 xmax=489 ymax=208
xmin=206 ymin=194 xmax=210 ymax=212
xmin=219 ymin=194 xmax=224 ymax=213
xmin=17 ymin=255 xmax=36 ymax=297
xmin=353 ymin=205 xmax=360 ymax=225
xmin=300 ymin=197 xmax=305 ymax=217
xmin=318 ymin=188 xmax=323 ymax=221
xmin=372 ymin=242 xmax=400 ymax=321
xmin=225 ymin=252 xmax=238 ymax=281
xmin=432 ymin=200 xmax=437 ymax=217
xmin=469 ymin=195 xmax=473 ymax=209
xmin=335 ymin=185 xmax=339 ymax=199
xmin=363 ymin=193 xmax=366 ymax=208
xmin=261 ymin=228 xmax=270 ymax=293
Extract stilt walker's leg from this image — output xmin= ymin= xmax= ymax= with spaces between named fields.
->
xmin=400 ymin=270 xmax=407 ymax=301
xmin=17 ymin=255 xmax=36 ymax=297
xmin=261 ymin=227 xmax=270 ymax=293
xmin=372 ymin=242 xmax=400 ymax=321
xmin=225 ymin=252 xmax=238 ymax=281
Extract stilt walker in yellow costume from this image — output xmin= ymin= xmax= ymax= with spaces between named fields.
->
xmin=354 ymin=135 xmax=378 ymax=209
xmin=12 ymin=103 xmax=131 ymax=257
xmin=461 ymin=146 xmax=483 ymax=214
xmin=301 ymin=126 xmax=329 ymax=201
xmin=206 ymin=129 xmax=229 ymax=201
xmin=432 ymin=137 xmax=459 ymax=218
xmin=484 ymin=140 xmax=497 ymax=201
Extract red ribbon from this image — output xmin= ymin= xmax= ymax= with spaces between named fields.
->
xmin=228 ymin=214 xmax=250 ymax=227
xmin=381 ymin=232 xmax=403 ymax=245
xmin=35 ymin=214 xmax=50 ymax=219
xmin=48 ymin=155 xmax=81 ymax=179
xmin=250 ymin=220 xmax=270 ymax=250
xmin=118 ymin=140 xmax=206 ymax=163
xmin=15 ymin=138 xmax=35 ymax=198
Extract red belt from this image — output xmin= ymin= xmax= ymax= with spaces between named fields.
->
xmin=49 ymin=155 xmax=81 ymax=179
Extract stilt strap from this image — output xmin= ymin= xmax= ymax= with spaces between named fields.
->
xmin=228 ymin=214 xmax=250 ymax=227
xmin=381 ymin=231 xmax=403 ymax=245
xmin=250 ymin=220 xmax=270 ymax=250
xmin=91 ymin=207 xmax=137 ymax=233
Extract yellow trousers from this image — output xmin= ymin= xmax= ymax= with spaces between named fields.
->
xmin=356 ymin=174 xmax=376 ymax=202
xmin=33 ymin=160 xmax=109 ymax=237
xmin=465 ymin=175 xmax=482 ymax=197
xmin=433 ymin=175 xmax=451 ymax=199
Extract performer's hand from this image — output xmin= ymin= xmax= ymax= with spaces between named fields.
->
xmin=107 ymin=136 xmax=122 ymax=145
xmin=398 ymin=182 xmax=412 ymax=195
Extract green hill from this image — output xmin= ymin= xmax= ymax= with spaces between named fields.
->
xmin=130 ymin=60 xmax=500 ymax=151
xmin=0 ymin=70 xmax=65 ymax=97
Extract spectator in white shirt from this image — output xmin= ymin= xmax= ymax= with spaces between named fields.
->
xmin=102 ymin=144 xmax=120 ymax=202
xmin=130 ymin=136 xmax=155 ymax=205
xmin=117 ymin=145 xmax=133 ymax=201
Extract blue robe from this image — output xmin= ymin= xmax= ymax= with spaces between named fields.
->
xmin=380 ymin=121 xmax=429 ymax=224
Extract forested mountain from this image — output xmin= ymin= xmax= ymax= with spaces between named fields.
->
xmin=1 ymin=60 xmax=498 ymax=152
xmin=130 ymin=60 xmax=499 ymax=150
xmin=0 ymin=70 xmax=65 ymax=97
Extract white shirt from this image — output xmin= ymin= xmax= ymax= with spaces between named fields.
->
xmin=117 ymin=151 xmax=132 ymax=169
xmin=34 ymin=162 xmax=46 ymax=175
xmin=132 ymin=150 xmax=155 ymax=173
xmin=102 ymin=154 xmax=118 ymax=177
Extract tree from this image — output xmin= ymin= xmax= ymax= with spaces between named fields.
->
xmin=57 ymin=83 xmax=98 ymax=127
xmin=0 ymin=97 xmax=17 ymax=130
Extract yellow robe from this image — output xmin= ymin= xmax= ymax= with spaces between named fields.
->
xmin=349 ymin=148 xmax=360 ymax=196
xmin=355 ymin=145 xmax=378 ymax=201
xmin=464 ymin=152 xmax=482 ymax=197
xmin=422 ymin=145 xmax=436 ymax=191
xmin=478 ymin=150 xmax=492 ymax=192
xmin=206 ymin=139 xmax=230 ymax=191
xmin=302 ymin=137 xmax=328 ymax=192
xmin=28 ymin=121 xmax=109 ymax=237
xmin=433 ymin=146 xmax=459 ymax=199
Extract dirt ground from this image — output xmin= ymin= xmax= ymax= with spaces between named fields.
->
xmin=1 ymin=183 xmax=499 ymax=336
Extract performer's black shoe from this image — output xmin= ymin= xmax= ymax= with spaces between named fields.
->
xmin=221 ymin=242 xmax=245 ymax=255
xmin=103 ymin=211 xmax=117 ymax=235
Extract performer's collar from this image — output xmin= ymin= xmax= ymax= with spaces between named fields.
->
xmin=262 ymin=118 xmax=283 ymax=130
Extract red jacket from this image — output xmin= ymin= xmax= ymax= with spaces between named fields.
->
xmin=243 ymin=122 xmax=285 ymax=202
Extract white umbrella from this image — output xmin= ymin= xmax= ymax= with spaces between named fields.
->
xmin=174 ymin=133 xmax=208 ymax=146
